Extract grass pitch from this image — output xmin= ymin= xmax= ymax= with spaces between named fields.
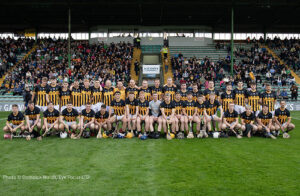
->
xmin=0 ymin=111 xmax=299 ymax=196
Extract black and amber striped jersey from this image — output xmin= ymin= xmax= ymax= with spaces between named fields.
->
xmin=160 ymin=101 xmax=175 ymax=116
xmin=221 ymin=91 xmax=235 ymax=112
xmin=60 ymin=89 xmax=71 ymax=107
xmin=125 ymin=98 xmax=138 ymax=115
xmin=192 ymin=90 xmax=201 ymax=102
xmin=179 ymin=90 xmax=188 ymax=101
xmin=47 ymin=85 xmax=60 ymax=105
xmin=245 ymin=90 xmax=261 ymax=112
xmin=173 ymin=100 xmax=186 ymax=115
xmin=95 ymin=111 xmax=109 ymax=123
xmin=195 ymin=101 xmax=205 ymax=116
xmin=258 ymin=111 xmax=273 ymax=126
xmin=34 ymin=85 xmax=49 ymax=106
xmin=185 ymin=100 xmax=196 ymax=116
xmin=43 ymin=109 xmax=60 ymax=124
xmin=103 ymin=87 xmax=114 ymax=106
xmin=138 ymin=99 xmax=149 ymax=116
xmin=92 ymin=87 xmax=102 ymax=104
xmin=205 ymin=100 xmax=221 ymax=116
xmin=203 ymin=88 xmax=219 ymax=100
xmin=111 ymin=99 xmax=126 ymax=116
xmin=81 ymin=86 xmax=92 ymax=106
xmin=71 ymin=87 xmax=82 ymax=107
xmin=126 ymin=87 xmax=139 ymax=99
xmin=163 ymin=86 xmax=177 ymax=101
xmin=233 ymin=88 xmax=247 ymax=106
xmin=7 ymin=112 xmax=24 ymax=125
xmin=81 ymin=109 xmax=95 ymax=122
xmin=114 ymin=88 xmax=126 ymax=100
xmin=275 ymin=108 xmax=291 ymax=124
xmin=261 ymin=91 xmax=277 ymax=112
xmin=224 ymin=110 xmax=238 ymax=123
xmin=62 ymin=108 xmax=79 ymax=122
xmin=139 ymin=87 xmax=152 ymax=101
xmin=151 ymin=86 xmax=163 ymax=100
xmin=241 ymin=111 xmax=255 ymax=124
xmin=25 ymin=106 xmax=40 ymax=120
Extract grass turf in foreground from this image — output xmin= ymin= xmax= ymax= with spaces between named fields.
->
xmin=0 ymin=112 xmax=299 ymax=196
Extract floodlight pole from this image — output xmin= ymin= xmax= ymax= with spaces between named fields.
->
xmin=68 ymin=8 xmax=71 ymax=70
xmin=231 ymin=7 xmax=234 ymax=76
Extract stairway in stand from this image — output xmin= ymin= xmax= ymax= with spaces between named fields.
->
xmin=161 ymin=48 xmax=173 ymax=84
xmin=262 ymin=44 xmax=300 ymax=85
xmin=130 ymin=47 xmax=141 ymax=82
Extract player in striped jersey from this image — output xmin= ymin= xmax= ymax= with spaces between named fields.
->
xmin=204 ymin=92 xmax=223 ymax=133
xmin=139 ymin=80 xmax=152 ymax=101
xmin=60 ymin=81 xmax=71 ymax=112
xmin=126 ymin=91 xmax=139 ymax=135
xmin=114 ymin=80 xmax=126 ymax=100
xmin=47 ymin=77 xmax=60 ymax=111
xmin=24 ymin=101 xmax=42 ymax=138
xmin=79 ymin=103 xmax=95 ymax=138
xmin=126 ymin=79 xmax=139 ymax=99
xmin=173 ymin=91 xmax=187 ymax=134
xmin=4 ymin=104 xmax=25 ymax=137
xmin=179 ymin=83 xmax=188 ymax=101
xmin=92 ymin=80 xmax=103 ymax=112
xmin=260 ymin=83 xmax=277 ymax=116
xmin=60 ymin=101 xmax=80 ymax=136
xmin=163 ymin=77 xmax=177 ymax=101
xmin=70 ymin=79 xmax=82 ymax=113
xmin=159 ymin=93 xmax=176 ymax=135
xmin=195 ymin=93 xmax=207 ymax=138
xmin=220 ymin=83 xmax=235 ymax=112
xmin=221 ymin=103 xmax=242 ymax=138
xmin=137 ymin=91 xmax=150 ymax=136
xmin=184 ymin=91 xmax=200 ymax=136
xmin=32 ymin=77 xmax=49 ymax=112
xmin=241 ymin=105 xmax=257 ymax=138
xmin=103 ymin=80 xmax=114 ymax=109
xmin=109 ymin=91 xmax=127 ymax=133
xmin=192 ymin=83 xmax=201 ymax=102
xmin=95 ymin=104 xmax=111 ymax=137
xmin=151 ymin=79 xmax=163 ymax=100
xmin=81 ymin=79 xmax=92 ymax=109
xmin=42 ymin=102 xmax=60 ymax=139
xmin=245 ymin=82 xmax=261 ymax=116
xmin=256 ymin=104 xmax=276 ymax=139
xmin=203 ymin=80 xmax=219 ymax=101
xmin=233 ymin=80 xmax=247 ymax=115
xmin=274 ymin=100 xmax=295 ymax=138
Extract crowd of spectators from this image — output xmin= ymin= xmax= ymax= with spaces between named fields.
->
xmin=1 ymin=37 xmax=133 ymax=95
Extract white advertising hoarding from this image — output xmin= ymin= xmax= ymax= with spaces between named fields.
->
xmin=143 ymin=65 xmax=160 ymax=74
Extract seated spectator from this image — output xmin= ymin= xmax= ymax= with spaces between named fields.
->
xmin=290 ymin=84 xmax=298 ymax=100
xmin=280 ymin=89 xmax=289 ymax=100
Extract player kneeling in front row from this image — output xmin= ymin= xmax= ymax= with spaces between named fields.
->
xmin=24 ymin=101 xmax=42 ymax=140
xmin=3 ymin=104 xmax=25 ymax=139
xmin=240 ymin=105 xmax=257 ymax=138
xmin=257 ymin=104 xmax=277 ymax=139
xmin=274 ymin=100 xmax=295 ymax=138
xmin=95 ymin=104 xmax=111 ymax=138
xmin=221 ymin=103 xmax=242 ymax=138
xmin=60 ymin=102 xmax=80 ymax=139
xmin=78 ymin=103 xmax=96 ymax=138
xmin=41 ymin=102 xmax=60 ymax=140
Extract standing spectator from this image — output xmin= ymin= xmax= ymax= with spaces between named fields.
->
xmin=23 ymin=85 xmax=32 ymax=107
xmin=290 ymin=84 xmax=298 ymax=100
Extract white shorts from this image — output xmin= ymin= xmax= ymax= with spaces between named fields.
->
xmin=114 ymin=115 xmax=124 ymax=121
xmin=9 ymin=123 xmax=19 ymax=129
xmin=128 ymin=114 xmax=137 ymax=119
xmin=255 ymin=110 xmax=260 ymax=117
xmin=234 ymin=105 xmax=245 ymax=114
xmin=61 ymin=106 xmax=67 ymax=113
xmin=36 ymin=105 xmax=47 ymax=112
xmin=74 ymin=106 xmax=82 ymax=113
xmin=92 ymin=103 xmax=103 ymax=112
xmin=28 ymin=120 xmax=37 ymax=126
xmin=270 ymin=111 xmax=275 ymax=117
xmin=65 ymin=121 xmax=77 ymax=127
xmin=207 ymin=114 xmax=218 ymax=120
